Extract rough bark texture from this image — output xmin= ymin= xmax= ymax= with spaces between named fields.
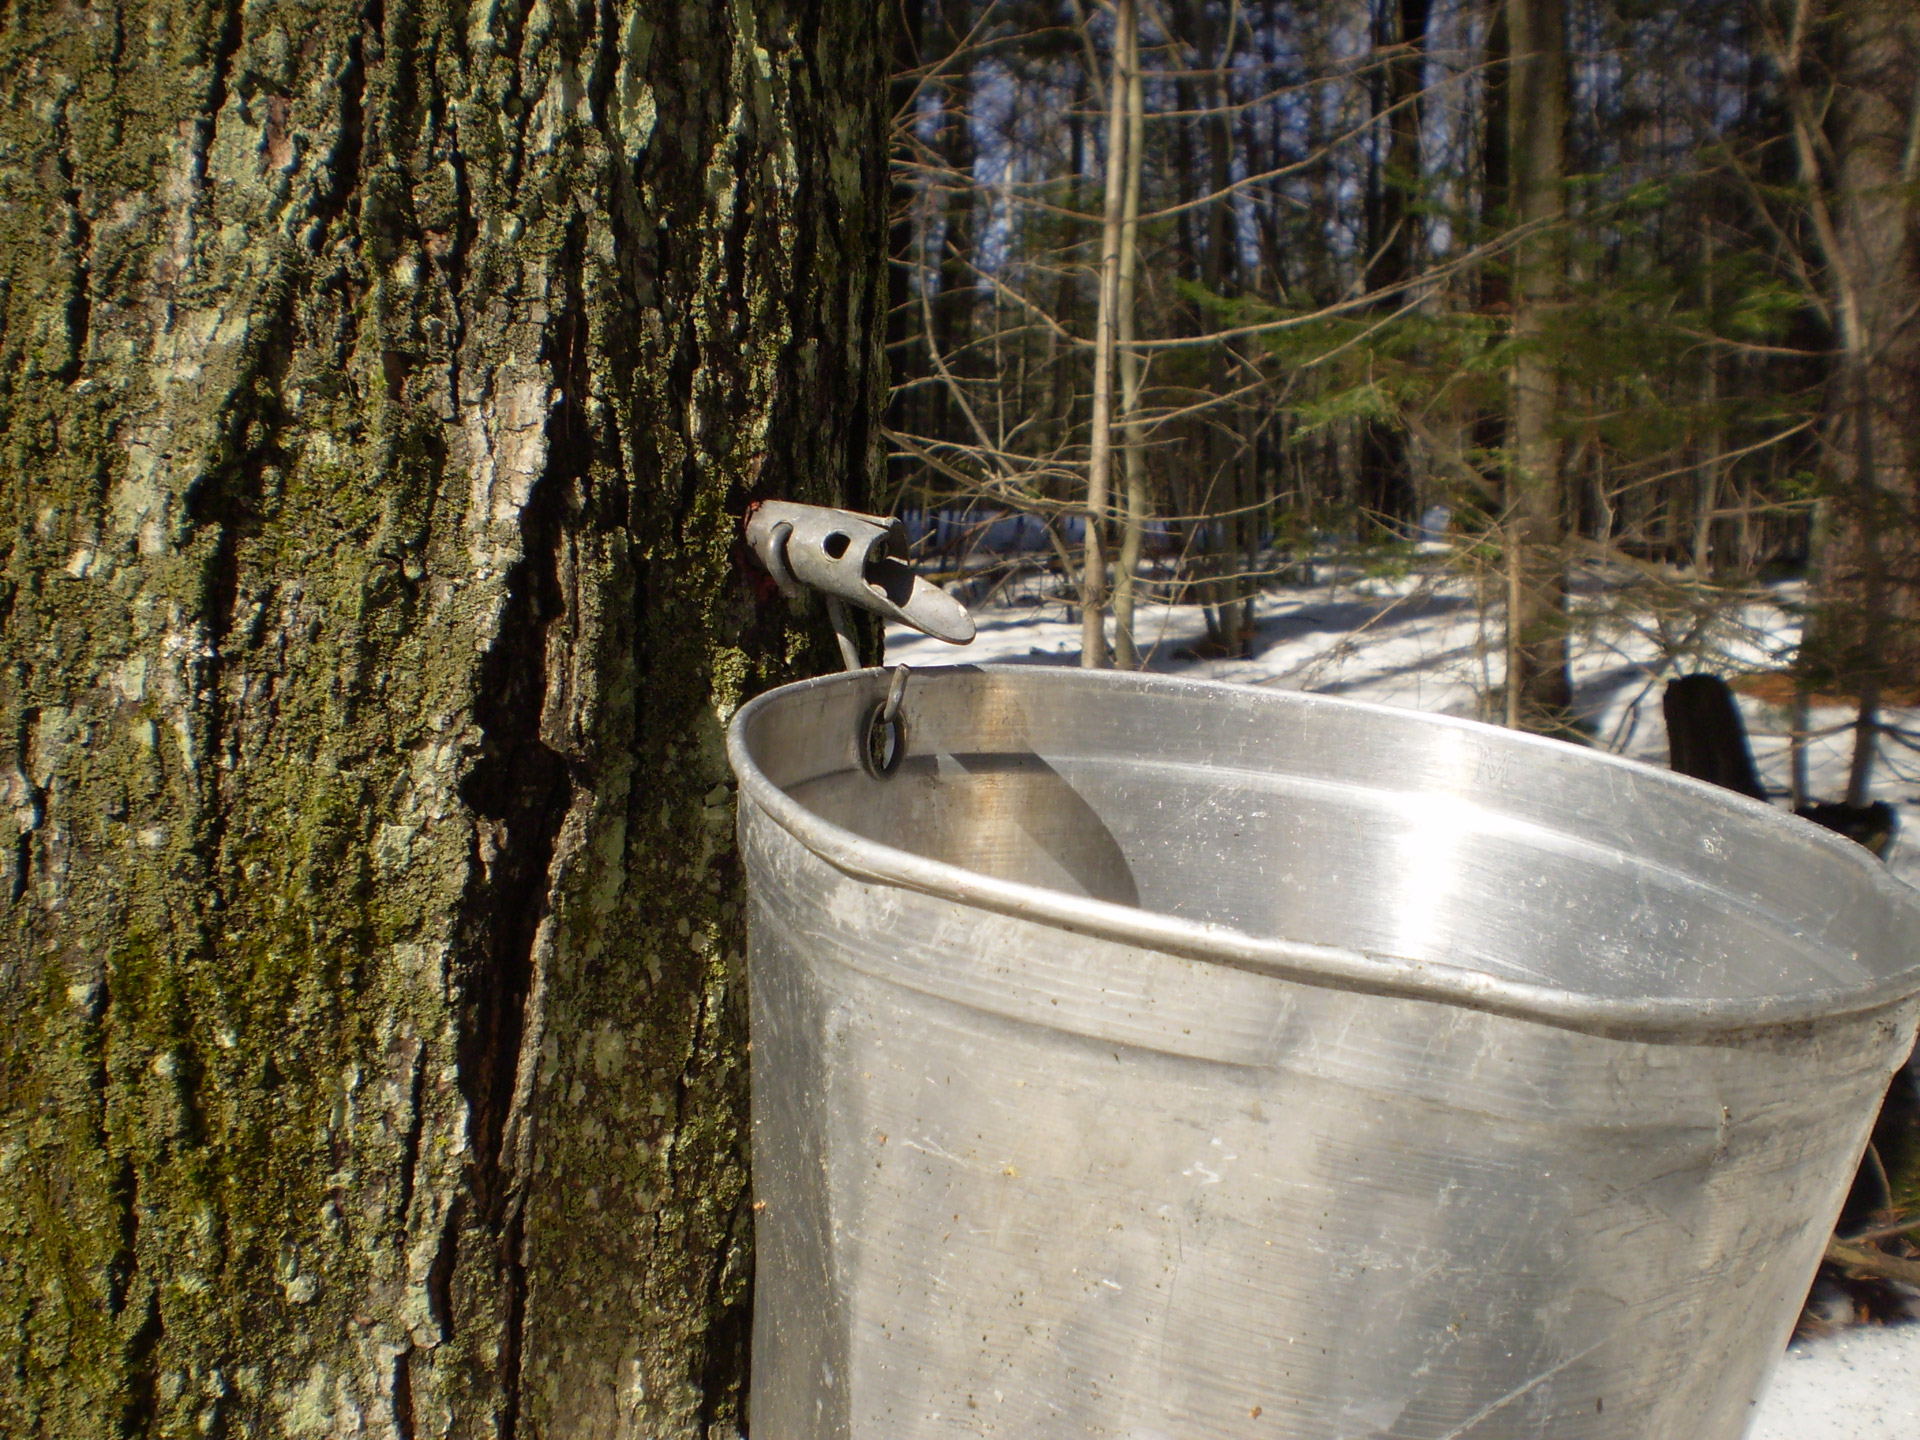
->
xmin=0 ymin=2 xmax=889 ymax=1436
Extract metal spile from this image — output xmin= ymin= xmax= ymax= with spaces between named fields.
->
xmin=745 ymin=501 xmax=975 ymax=646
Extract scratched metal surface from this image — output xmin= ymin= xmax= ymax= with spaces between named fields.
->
xmin=728 ymin=667 xmax=1920 ymax=1440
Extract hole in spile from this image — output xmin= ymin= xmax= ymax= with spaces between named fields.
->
xmin=864 ymin=555 xmax=917 ymax=607
xmin=822 ymin=531 xmax=851 ymax=559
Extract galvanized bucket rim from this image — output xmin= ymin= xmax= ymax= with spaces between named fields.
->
xmin=727 ymin=664 xmax=1920 ymax=1042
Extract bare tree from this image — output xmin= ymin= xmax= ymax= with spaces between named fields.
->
xmin=1504 ymin=0 xmax=1574 ymax=728
xmin=1769 ymin=0 xmax=1920 ymax=800
xmin=883 ymin=0 xmax=1880 ymax=743
xmin=1084 ymin=0 xmax=1139 ymax=665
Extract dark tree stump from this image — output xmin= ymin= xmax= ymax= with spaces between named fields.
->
xmin=1662 ymin=673 xmax=1769 ymax=800
xmin=1663 ymin=673 xmax=1898 ymax=856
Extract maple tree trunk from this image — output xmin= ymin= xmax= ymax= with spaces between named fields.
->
xmin=0 ymin=2 xmax=889 ymax=1436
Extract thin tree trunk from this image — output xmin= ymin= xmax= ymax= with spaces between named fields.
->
xmin=1359 ymin=0 xmax=1431 ymax=534
xmin=1047 ymin=74 xmax=1090 ymax=453
xmin=1693 ymin=221 xmax=1725 ymax=576
xmin=929 ymin=8 xmax=980 ymax=452
xmin=1778 ymin=0 xmax=1920 ymax=801
xmin=1113 ymin=8 xmax=1150 ymax=671
xmin=0 ymin=3 xmax=891 ymax=1436
xmin=1083 ymin=0 xmax=1136 ymax=668
xmin=1474 ymin=0 xmax=1512 ymax=479
xmin=1194 ymin=0 xmax=1252 ymax=655
xmin=1693 ymin=389 xmax=1724 ymax=572
xmin=886 ymin=0 xmax=929 ymax=504
xmin=1505 ymin=0 xmax=1573 ymax=727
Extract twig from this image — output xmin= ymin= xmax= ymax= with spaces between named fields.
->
xmin=1824 ymin=1237 xmax=1920 ymax=1288
xmin=1846 ymin=1214 xmax=1920 ymax=1246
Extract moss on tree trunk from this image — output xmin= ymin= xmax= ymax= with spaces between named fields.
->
xmin=0 ymin=1 xmax=889 ymax=1435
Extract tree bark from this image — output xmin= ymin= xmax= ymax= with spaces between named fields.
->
xmin=1358 ymin=0 xmax=1430 ymax=533
xmin=1111 ymin=8 xmax=1149 ymax=672
xmin=1692 ymin=222 xmax=1726 ymax=576
xmin=0 ymin=3 xmax=890 ymax=1437
xmin=927 ymin=2 xmax=978 ymax=455
xmin=1082 ymin=0 xmax=1133 ymax=669
xmin=885 ymin=0 xmax=928 ymax=505
xmin=1788 ymin=0 xmax=1920 ymax=795
xmin=1504 ymin=0 xmax=1572 ymax=728
xmin=1187 ymin=0 xmax=1252 ymax=657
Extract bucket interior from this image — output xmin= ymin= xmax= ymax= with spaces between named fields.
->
xmin=740 ymin=666 xmax=1918 ymax=1012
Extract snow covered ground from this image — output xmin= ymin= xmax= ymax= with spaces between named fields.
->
xmin=885 ymin=563 xmax=1920 ymax=1435
xmin=1748 ymin=1326 xmax=1920 ymax=1439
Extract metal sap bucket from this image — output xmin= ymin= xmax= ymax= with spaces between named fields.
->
xmin=726 ymin=666 xmax=1920 ymax=1440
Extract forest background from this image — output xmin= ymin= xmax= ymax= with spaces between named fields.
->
xmin=882 ymin=0 xmax=1920 ymax=795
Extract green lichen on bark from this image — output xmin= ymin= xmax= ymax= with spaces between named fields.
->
xmin=0 ymin=2 xmax=890 ymax=1436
